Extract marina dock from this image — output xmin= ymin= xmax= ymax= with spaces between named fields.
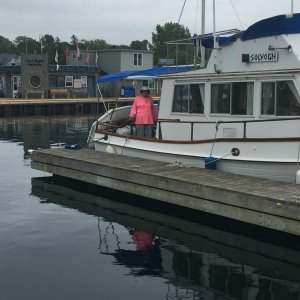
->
xmin=0 ymin=97 xmax=135 ymax=117
xmin=31 ymin=148 xmax=300 ymax=237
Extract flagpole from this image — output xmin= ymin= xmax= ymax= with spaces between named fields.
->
xmin=40 ymin=35 xmax=43 ymax=54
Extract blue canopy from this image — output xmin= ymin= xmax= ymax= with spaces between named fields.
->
xmin=97 ymin=66 xmax=193 ymax=83
xmin=200 ymin=33 xmax=240 ymax=48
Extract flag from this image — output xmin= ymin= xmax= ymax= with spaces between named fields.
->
xmin=55 ymin=50 xmax=59 ymax=70
xmin=65 ymin=47 xmax=70 ymax=64
xmin=76 ymin=42 xmax=81 ymax=59
xmin=85 ymin=51 xmax=90 ymax=64
xmin=95 ymin=51 xmax=98 ymax=65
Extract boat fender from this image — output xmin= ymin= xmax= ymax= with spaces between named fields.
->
xmin=205 ymin=156 xmax=217 ymax=170
xmin=231 ymin=148 xmax=240 ymax=156
xmin=65 ymin=143 xmax=82 ymax=150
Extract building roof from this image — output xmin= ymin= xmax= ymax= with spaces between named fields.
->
xmin=0 ymin=54 xmax=21 ymax=66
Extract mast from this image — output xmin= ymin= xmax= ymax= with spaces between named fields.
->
xmin=199 ymin=0 xmax=206 ymax=68
xmin=287 ymin=0 xmax=294 ymax=18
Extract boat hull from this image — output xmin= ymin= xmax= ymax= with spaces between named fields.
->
xmin=93 ymin=132 xmax=300 ymax=183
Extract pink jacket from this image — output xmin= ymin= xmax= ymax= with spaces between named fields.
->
xmin=130 ymin=95 xmax=156 ymax=125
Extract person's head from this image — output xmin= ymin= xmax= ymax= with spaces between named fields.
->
xmin=140 ymin=86 xmax=150 ymax=95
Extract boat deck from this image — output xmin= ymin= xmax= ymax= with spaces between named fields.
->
xmin=31 ymin=148 xmax=300 ymax=236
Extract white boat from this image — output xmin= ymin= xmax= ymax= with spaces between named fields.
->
xmin=88 ymin=10 xmax=300 ymax=184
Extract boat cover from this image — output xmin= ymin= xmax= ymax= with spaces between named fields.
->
xmin=198 ymin=13 xmax=300 ymax=48
xmin=97 ymin=66 xmax=193 ymax=83
xmin=241 ymin=13 xmax=300 ymax=40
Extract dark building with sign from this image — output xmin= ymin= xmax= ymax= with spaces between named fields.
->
xmin=21 ymin=53 xmax=48 ymax=98
xmin=0 ymin=53 xmax=101 ymax=99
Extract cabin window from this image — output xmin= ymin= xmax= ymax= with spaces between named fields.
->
xmin=142 ymin=79 xmax=155 ymax=89
xmin=148 ymin=79 xmax=155 ymax=89
xmin=172 ymin=84 xmax=204 ymax=114
xmin=211 ymin=84 xmax=230 ymax=113
xmin=133 ymin=53 xmax=143 ymax=66
xmin=261 ymin=81 xmax=300 ymax=116
xmin=211 ymin=82 xmax=253 ymax=115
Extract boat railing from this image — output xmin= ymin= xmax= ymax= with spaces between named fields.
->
xmin=156 ymin=117 xmax=300 ymax=140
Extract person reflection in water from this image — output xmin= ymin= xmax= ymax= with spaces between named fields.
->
xmin=112 ymin=229 xmax=162 ymax=276
xmin=131 ymin=230 xmax=155 ymax=251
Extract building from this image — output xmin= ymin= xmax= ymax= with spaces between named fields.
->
xmin=68 ymin=49 xmax=154 ymax=98
xmin=68 ymin=49 xmax=153 ymax=73
xmin=0 ymin=49 xmax=153 ymax=99
xmin=0 ymin=53 xmax=102 ymax=98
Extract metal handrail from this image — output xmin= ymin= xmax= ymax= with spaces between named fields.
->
xmin=156 ymin=116 xmax=300 ymax=140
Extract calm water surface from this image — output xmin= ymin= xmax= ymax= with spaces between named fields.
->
xmin=0 ymin=114 xmax=300 ymax=300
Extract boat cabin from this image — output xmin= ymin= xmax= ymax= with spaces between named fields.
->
xmin=158 ymin=13 xmax=300 ymax=124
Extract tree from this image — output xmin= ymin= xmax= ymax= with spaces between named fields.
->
xmin=41 ymin=34 xmax=55 ymax=52
xmin=13 ymin=36 xmax=40 ymax=54
xmin=0 ymin=36 xmax=15 ymax=54
xmin=70 ymin=35 xmax=79 ymax=48
xmin=82 ymin=39 xmax=109 ymax=50
xmin=130 ymin=40 xmax=152 ymax=51
xmin=152 ymin=22 xmax=193 ymax=66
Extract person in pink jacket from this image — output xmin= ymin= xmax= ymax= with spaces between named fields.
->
xmin=130 ymin=86 xmax=156 ymax=137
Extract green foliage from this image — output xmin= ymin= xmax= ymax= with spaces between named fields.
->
xmin=82 ymin=39 xmax=109 ymax=50
xmin=0 ymin=36 xmax=15 ymax=53
xmin=13 ymin=36 xmax=40 ymax=55
xmin=70 ymin=35 xmax=78 ymax=47
xmin=130 ymin=40 xmax=152 ymax=51
xmin=152 ymin=22 xmax=193 ymax=65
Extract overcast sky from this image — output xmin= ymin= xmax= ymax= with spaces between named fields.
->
xmin=0 ymin=0 xmax=298 ymax=45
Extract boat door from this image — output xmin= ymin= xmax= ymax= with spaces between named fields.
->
xmin=12 ymin=76 xmax=21 ymax=98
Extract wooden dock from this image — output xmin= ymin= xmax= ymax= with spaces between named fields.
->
xmin=31 ymin=148 xmax=300 ymax=236
xmin=0 ymin=97 xmax=134 ymax=117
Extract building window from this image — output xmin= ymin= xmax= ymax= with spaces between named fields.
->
xmin=261 ymin=81 xmax=300 ymax=116
xmin=29 ymin=75 xmax=42 ymax=88
xmin=57 ymin=76 xmax=65 ymax=87
xmin=65 ymin=76 xmax=73 ymax=87
xmin=211 ymin=82 xmax=253 ymax=115
xmin=133 ymin=53 xmax=143 ymax=66
xmin=81 ymin=76 xmax=87 ymax=87
xmin=49 ymin=76 xmax=56 ymax=88
xmin=172 ymin=84 xmax=205 ymax=114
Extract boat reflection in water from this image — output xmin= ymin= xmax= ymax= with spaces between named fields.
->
xmin=31 ymin=176 xmax=300 ymax=300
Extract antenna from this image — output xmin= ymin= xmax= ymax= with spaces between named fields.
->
xmin=178 ymin=0 xmax=187 ymax=23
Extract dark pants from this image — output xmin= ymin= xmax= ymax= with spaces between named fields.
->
xmin=136 ymin=124 xmax=153 ymax=138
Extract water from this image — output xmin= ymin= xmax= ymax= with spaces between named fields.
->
xmin=0 ymin=114 xmax=300 ymax=300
